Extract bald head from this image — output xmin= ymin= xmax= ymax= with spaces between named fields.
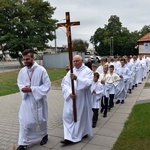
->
xmin=73 ymin=55 xmax=83 ymax=69
xmin=73 ymin=55 xmax=82 ymax=60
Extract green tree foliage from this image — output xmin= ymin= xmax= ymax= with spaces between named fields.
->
xmin=0 ymin=0 xmax=57 ymax=57
xmin=90 ymin=15 xmax=149 ymax=56
xmin=72 ymin=39 xmax=89 ymax=54
xmin=106 ymin=15 xmax=122 ymax=36
xmin=139 ymin=25 xmax=150 ymax=37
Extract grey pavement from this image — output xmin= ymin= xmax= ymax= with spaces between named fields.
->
xmin=0 ymin=74 xmax=150 ymax=150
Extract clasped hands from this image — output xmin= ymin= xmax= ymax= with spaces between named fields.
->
xmin=92 ymin=90 xmax=96 ymax=94
xmin=119 ymin=75 xmax=123 ymax=78
xmin=22 ymin=85 xmax=32 ymax=93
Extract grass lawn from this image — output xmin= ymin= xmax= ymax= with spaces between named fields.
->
xmin=113 ymin=103 xmax=150 ymax=150
xmin=0 ymin=68 xmax=66 ymax=96
xmin=144 ymin=82 xmax=150 ymax=88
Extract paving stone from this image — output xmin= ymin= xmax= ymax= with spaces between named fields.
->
xmin=102 ymin=122 xmax=124 ymax=130
xmin=53 ymin=142 xmax=86 ymax=150
xmin=109 ymin=113 xmax=128 ymax=124
xmin=116 ymin=108 xmax=132 ymax=114
xmin=28 ymin=145 xmax=50 ymax=150
xmin=48 ymin=127 xmax=64 ymax=138
xmin=0 ymin=74 xmax=149 ymax=150
xmin=44 ymin=135 xmax=62 ymax=149
xmin=89 ymin=135 xmax=117 ymax=148
xmin=82 ymin=143 xmax=111 ymax=150
xmin=97 ymin=127 xmax=122 ymax=138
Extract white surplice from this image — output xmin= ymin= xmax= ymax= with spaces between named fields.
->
xmin=115 ymin=65 xmax=130 ymax=100
xmin=99 ymin=72 xmax=120 ymax=97
xmin=113 ymin=61 xmax=121 ymax=72
xmin=17 ymin=62 xmax=51 ymax=145
xmin=132 ymin=60 xmax=140 ymax=85
xmin=90 ymin=81 xmax=103 ymax=108
xmin=99 ymin=73 xmax=110 ymax=97
xmin=96 ymin=65 xmax=104 ymax=75
xmin=61 ymin=64 xmax=93 ymax=142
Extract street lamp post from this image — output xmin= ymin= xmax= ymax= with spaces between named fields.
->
xmin=54 ymin=30 xmax=57 ymax=53
xmin=112 ymin=37 xmax=114 ymax=56
xmin=109 ymin=38 xmax=111 ymax=56
xmin=110 ymin=37 xmax=113 ymax=56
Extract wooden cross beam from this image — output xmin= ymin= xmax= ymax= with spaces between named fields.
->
xmin=57 ymin=12 xmax=80 ymax=122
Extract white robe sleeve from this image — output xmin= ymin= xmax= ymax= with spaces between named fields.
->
xmin=95 ymin=83 xmax=104 ymax=101
xmin=61 ymin=75 xmax=72 ymax=101
xmin=76 ymin=70 xmax=93 ymax=90
xmin=17 ymin=70 xmax=29 ymax=100
xmin=114 ymin=73 xmax=121 ymax=81
xmin=31 ymin=69 xmax=51 ymax=101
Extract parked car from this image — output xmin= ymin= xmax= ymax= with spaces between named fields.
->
xmin=95 ymin=56 xmax=101 ymax=62
xmin=84 ymin=55 xmax=95 ymax=63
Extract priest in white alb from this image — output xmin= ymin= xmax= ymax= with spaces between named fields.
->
xmin=17 ymin=49 xmax=51 ymax=150
xmin=61 ymin=55 xmax=93 ymax=144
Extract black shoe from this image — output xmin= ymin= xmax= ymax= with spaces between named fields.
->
xmin=40 ymin=134 xmax=48 ymax=145
xmin=121 ymin=100 xmax=124 ymax=104
xmin=116 ymin=100 xmax=120 ymax=104
xmin=135 ymin=84 xmax=137 ymax=87
xmin=103 ymin=114 xmax=107 ymax=118
xmin=129 ymin=89 xmax=132 ymax=94
xmin=100 ymin=108 xmax=104 ymax=113
xmin=16 ymin=145 xmax=27 ymax=150
xmin=60 ymin=139 xmax=73 ymax=145
xmin=92 ymin=123 xmax=96 ymax=128
xmin=82 ymin=134 xmax=88 ymax=139
xmin=112 ymin=102 xmax=114 ymax=108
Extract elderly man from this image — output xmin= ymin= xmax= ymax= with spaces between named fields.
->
xmin=61 ymin=55 xmax=93 ymax=144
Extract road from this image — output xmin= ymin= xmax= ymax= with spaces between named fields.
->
xmin=0 ymin=61 xmax=20 ymax=72
xmin=0 ymin=60 xmax=42 ymax=72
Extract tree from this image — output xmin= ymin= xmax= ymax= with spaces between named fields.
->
xmin=0 ymin=0 xmax=57 ymax=65
xmin=139 ymin=25 xmax=150 ymax=37
xmin=106 ymin=15 xmax=122 ymax=36
xmin=72 ymin=39 xmax=89 ymax=54
xmin=90 ymin=27 xmax=109 ymax=56
xmin=90 ymin=15 xmax=141 ymax=56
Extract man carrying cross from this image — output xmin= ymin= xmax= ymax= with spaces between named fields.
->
xmin=58 ymin=12 xmax=93 ymax=144
xmin=61 ymin=55 xmax=93 ymax=144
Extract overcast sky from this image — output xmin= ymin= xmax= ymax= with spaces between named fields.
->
xmin=48 ymin=0 xmax=150 ymax=49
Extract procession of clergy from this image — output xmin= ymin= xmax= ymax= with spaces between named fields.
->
xmin=16 ymin=50 xmax=150 ymax=149
xmin=89 ymin=55 xmax=150 ymax=128
xmin=60 ymin=54 xmax=150 ymax=145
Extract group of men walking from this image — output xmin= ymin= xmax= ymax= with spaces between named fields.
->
xmin=60 ymin=54 xmax=150 ymax=145
xmin=16 ymin=50 xmax=150 ymax=149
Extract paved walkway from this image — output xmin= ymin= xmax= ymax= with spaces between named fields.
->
xmin=0 ymin=75 xmax=150 ymax=150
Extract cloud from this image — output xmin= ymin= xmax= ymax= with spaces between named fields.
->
xmin=48 ymin=0 xmax=150 ymax=49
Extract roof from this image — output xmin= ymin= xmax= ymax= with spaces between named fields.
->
xmin=137 ymin=32 xmax=150 ymax=42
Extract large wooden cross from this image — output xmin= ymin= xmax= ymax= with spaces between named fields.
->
xmin=57 ymin=12 xmax=80 ymax=122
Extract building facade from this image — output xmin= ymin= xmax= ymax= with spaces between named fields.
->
xmin=137 ymin=32 xmax=150 ymax=55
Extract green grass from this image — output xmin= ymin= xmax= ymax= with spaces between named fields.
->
xmin=0 ymin=68 xmax=66 ymax=96
xmin=46 ymin=68 xmax=66 ymax=81
xmin=113 ymin=103 xmax=150 ymax=150
xmin=144 ymin=82 xmax=150 ymax=88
